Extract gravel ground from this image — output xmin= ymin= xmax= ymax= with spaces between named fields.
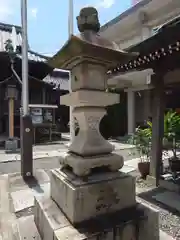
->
xmin=136 ymin=178 xmax=180 ymax=239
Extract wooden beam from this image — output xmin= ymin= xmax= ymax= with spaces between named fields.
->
xmin=124 ymin=84 xmax=153 ymax=92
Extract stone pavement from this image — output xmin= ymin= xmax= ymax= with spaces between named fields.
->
xmin=0 ymin=134 xmax=140 ymax=176
xmin=0 ymin=141 xmax=68 ymax=163
xmin=0 ymin=135 xmax=137 ymax=164
xmin=0 ymin=133 xmax=173 ymax=166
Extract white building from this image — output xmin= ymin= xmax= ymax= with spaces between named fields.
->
xmin=100 ymin=0 xmax=180 ymax=135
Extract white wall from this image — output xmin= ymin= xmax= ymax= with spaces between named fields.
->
xmin=101 ymin=0 xmax=180 ymax=50
xmin=135 ymin=89 xmax=152 ymax=125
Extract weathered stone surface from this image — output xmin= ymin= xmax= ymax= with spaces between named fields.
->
xmin=59 ymin=153 xmax=124 ymax=176
xmin=11 ymin=183 xmax=50 ymax=213
xmin=71 ymin=62 xmax=107 ymax=91
xmin=34 ymin=197 xmax=70 ymax=240
xmin=137 ymin=199 xmax=159 ymax=240
xmin=9 ymin=169 xmax=50 ymax=192
xmin=33 ymin=174 xmax=159 ymax=240
xmin=69 ymin=107 xmax=114 ymax=156
xmin=60 ymin=90 xmax=119 ymax=107
xmin=17 ymin=215 xmax=41 ymax=240
xmin=121 ymin=224 xmax=136 ymax=240
xmin=11 ymin=188 xmax=34 ymax=213
xmin=0 ymin=175 xmax=19 ymax=240
xmin=34 ymin=195 xmax=115 ymax=240
xmin=54 ymin=226 xmax=88 ymax=240
xmin=54 ymin=226 xmax=114 ymax=240
xmin=34 ymin=193 xmax=146 ymax=240
xmin=33 ymin=5 xmax=159 ymax=239
xmin=51 ymin=169 xmax=136 ymax=224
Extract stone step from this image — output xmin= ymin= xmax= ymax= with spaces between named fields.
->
xmin=35 ymin=196 xmax=137 ymax=240
xmin=16 ymin=215 xmax=41 ymax=240
xmin=10 ymin=182 xmax=50 ymax=214
xmin=34 ymin=196 xmax=70 ymax=240
xmin=35 ymin=195 xmax=160 ymax=240
xmin=0 ymin=174 xmax=19 ymax=240
xmin=9 ymin=170 xmax=50 ymax=214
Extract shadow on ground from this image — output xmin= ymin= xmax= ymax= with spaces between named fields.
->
xmin=137 ymin=187 xmax=180 ymax=217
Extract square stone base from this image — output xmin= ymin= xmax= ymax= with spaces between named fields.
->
xmin=34 ymin=195 xmax=159 ymax=240
xmin=50 ymin=169 xmax=136 ymax=224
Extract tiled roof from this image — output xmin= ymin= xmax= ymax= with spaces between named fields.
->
xmin=0 ymin=22 xmax=21 ymax=33
xmin=43 ymin=69 xmax=69 ymax=91
xmin=0 ymin=22 xmax=49 ymax=63
xmin=0 ymin=23 xmax=22 ymax=52
xmin=16 ymin=48 xmax=50 ymax=62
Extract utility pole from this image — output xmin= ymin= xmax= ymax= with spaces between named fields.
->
xmin=68 ymin=0 xmax=75 ymax=142
xmin=21 ymin=0 xmax=33 ymax=179
xmin=68 ymin=0 xmax=74 ymax=36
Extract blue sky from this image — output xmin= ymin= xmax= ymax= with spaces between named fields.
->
xmin=1 ymin=0 xmax=133 ymax=56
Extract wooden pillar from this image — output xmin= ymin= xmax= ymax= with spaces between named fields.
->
xmin=9 ymin=98 xmax=14 ymax=138
xmin=42 ymin=87 xmax=46 ymax=104
xmin=5 ymin=84 xmax=18 ymax=153
xmin=150 ymin=74 xmax=164 ymax=186
xmin=0 ymin=86 xmax=2 ymax=133
xmin=127 ymin=90 xmax=135 ymax=135
xmin=6 ymin=85 xmax=17 ymax=139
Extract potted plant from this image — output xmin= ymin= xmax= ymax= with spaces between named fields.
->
xmin=163 ymin=110 xmax=180 ymax=173
xmin=128 ymin=124 xmax=152 ymax=179
xmin=128 ymin=110 xmax=180 ymax=178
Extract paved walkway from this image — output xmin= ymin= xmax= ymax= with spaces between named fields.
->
xmin=0 ymin=133 xmax=175 ymax=177
xmin=0 ymin=133 xmax=136 ymax=164
xmin=0 ymin=142 xmax=68 ymax=163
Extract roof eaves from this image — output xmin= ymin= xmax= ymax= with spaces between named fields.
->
xmin=127 ymin=15 xmax=180 ymax=53
xmin=14 ymin=47 xmax=50 ymax=63
xmin=100 ymin=0 xmax=152 ymax=32
xmin=0 ymin=22 xmax=21 ymax=34
xmin=28 ymin=49 xmax=50 ymax=61
xmin=158 ymin=14 xmax=180 ymax=32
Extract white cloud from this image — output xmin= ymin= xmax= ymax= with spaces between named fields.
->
xmin=30 ymin=8 xmax=38 ymax=19
xmin=96 ymin=0 xmax=115 ymax=9
xmin=0 ymin=1 xmax=37 ymax=22
xmin=78 ymin=0 xmax=115 ymax=11
xmin=0 ymin=0 xmax=15 ymax=21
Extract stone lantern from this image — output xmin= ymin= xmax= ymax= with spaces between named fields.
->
xmin=48 ymin=10 xmax=137 ymax=176
xmin=34 ymin=7 xmax=159 ymax=240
